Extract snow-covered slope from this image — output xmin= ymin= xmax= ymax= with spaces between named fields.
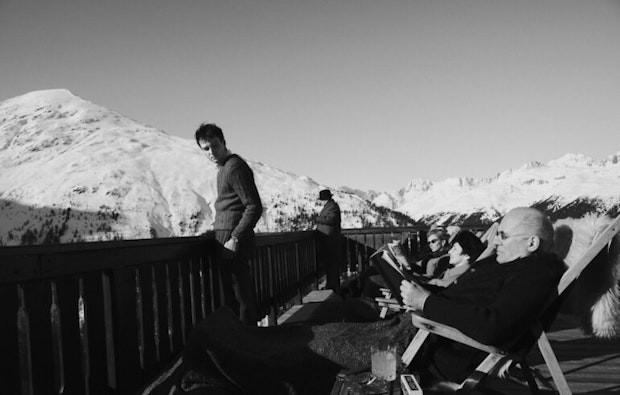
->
xmin=2 ymin=89 xmax=618 ymax=246
xmin=370 ymin=153 xmax=620 ymax=225
xmin=0 ymin=90 xmax=412 ymax=245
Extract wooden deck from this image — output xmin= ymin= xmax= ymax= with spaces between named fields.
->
xmin=486 ymin=313 xmax=620 ymax=394
xmin=281 ymin=292 xmax=620 ymax=394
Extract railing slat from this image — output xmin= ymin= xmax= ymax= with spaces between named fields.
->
xmin=81 ymin=272 xmax=109 ymax=393
xmin=164 ymin=263 xmax=174 ymax=354
xmin=134 ymin=268 xmax=145 ymax=370
xmin=111 ymin=267 xmax=142 ymax=391
xmin=16 ymin=285 xmax=33 ymax=395
xmin=50 ymin=281 xmax=65 ymax=394
xmin=198 ymin=258 xmax=207 ymax=320
xmin=101 ymin=271 xmax=117 ymax=389
xmin=189 ymin=259 xmax=197 ymax=327
xmin=177 ymin=260 xmax=188 ymax=345
xmin=151 ymin=265 xmax=161 ymax=363
xmin=78 ymin=278 xmax=90 ymax=395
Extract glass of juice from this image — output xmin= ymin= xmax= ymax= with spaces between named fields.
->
xmin=370 ymin=342 xmax=397 ymax=381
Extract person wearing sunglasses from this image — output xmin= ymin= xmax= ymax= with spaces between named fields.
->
xmin=426 ymin=230 xmax=485 ymax=287
xmin=414 ymin=228 xmax=451 ymax=277
xmin=400 ymin=207 xmax=564 ymax=387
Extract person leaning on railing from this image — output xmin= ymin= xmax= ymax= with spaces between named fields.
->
xmin=399 ymin=207 xmax=565 ymax=387
xmin=195 ymin=123 xmax=263 ymax=326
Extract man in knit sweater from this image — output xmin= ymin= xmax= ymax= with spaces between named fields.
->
xmin=195 ymin=123 xmax=263 ymax=325
xmin=400 ymin=207 xmax=565 ymax=385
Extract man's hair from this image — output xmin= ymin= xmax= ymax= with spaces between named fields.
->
xmin=512 ymin=207 xmax=555 ymax=252
xmin=428 ymin=228 xmax=449 ymax=241
xmin=195 ymin=123 xmax=226 ymax=147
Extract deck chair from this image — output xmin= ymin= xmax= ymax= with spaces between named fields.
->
xmin=400 ymin=214 xmax=620 ymax=394
xmin=376 ymin=223 xmax=499 ymax=318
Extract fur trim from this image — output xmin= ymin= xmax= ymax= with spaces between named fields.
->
xmin=591 ymin=283 xmax=620 ymax=338
xmin=591 ymin=232 xmax=620 ymax=338
xmin=552 ymin=213 xmax=620 ymax=338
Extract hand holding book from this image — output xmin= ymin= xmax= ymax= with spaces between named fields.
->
xmin=370 ymin=241 xmax=425 ymax=305
xmin=399 ymin=279 xmax=430 ymax=311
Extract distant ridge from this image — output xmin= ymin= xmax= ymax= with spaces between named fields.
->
xmin=360 ymin=151 xmax=620 ymax=225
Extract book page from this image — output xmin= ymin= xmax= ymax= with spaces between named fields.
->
xmin=381 ymin=250 xmax=406 ymax=277
xmin=387 ymin=240 xmax=410 ymax=270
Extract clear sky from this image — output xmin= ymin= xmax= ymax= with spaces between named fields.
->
xmin=1 ymin=0 xmax=619 ymax=192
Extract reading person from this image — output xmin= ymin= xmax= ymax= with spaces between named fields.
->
xmin=414 ymin=228 xmax=451 ymax=277
xmin=400 ymin=207 xmax=565 ymax=386
xmin=426 ymin=230 xmax=485 ymax=287
xmin=195 ymin=123 xmax=263 ymax=325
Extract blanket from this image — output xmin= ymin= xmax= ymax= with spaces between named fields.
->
xmin=143 ymin=307 xmax=415 ymax=395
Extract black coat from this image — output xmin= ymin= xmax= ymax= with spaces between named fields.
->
xmin=417 ymin=252 xmax=565 ymax=383
xmin=317 ymin=199 xmax=341 ymax=236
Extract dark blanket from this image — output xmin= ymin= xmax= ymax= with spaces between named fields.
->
xmin=161 ymin=307 xmax=416 ymax=395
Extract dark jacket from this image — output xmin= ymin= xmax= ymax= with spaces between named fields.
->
xmin=418 ymin=252 xmax=565 ymax=382
xmin=317 ymin=199 xmax=341 ymax=236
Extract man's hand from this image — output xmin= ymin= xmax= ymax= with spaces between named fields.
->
xmin=400 ymin=280 xmax=430 ymax=311
xmin=222 ymin=238 xmax=238 ymax=259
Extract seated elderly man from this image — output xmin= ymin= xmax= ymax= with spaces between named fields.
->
xmin=400 ymin=207 xmax=565 ymax=386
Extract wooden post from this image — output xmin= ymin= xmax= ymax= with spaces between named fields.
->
xmin=295 ymin=242 xmax=302 ymax=304
xmin=17 ymin=284 xmax=34 ymax=395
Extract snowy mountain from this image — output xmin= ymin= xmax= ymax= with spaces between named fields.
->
xmin=367 ymin=152 xmax=620 ymax=225
xmin=2 ymin=89 xmax=618 ymax=246
xmin=0 ymin=89 xmax=414 ymax=246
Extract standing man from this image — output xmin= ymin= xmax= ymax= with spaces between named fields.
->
xmin=195 ymin=123 xmax=262 ymax=325
xmin=316 ymin=189 xmax=342 ymax=294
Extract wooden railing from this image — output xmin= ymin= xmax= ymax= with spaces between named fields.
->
xmin=0 ymin=231 xmax=321 ymax=395
xmin=0 ymin=227 xmax=429 ymax=394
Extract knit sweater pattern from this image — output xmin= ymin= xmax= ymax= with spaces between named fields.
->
xmin=213 ymin=154 xmax=263 ymax=239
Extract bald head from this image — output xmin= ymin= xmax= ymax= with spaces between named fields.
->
xmin=494 ymin=207 xmax=554 ymax=263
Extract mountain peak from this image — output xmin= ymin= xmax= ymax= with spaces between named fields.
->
xmin=519 ymin=160 xmax=545 ymax=170
xmin=2 ymin=89 xmax=78 ymax=107
xmin=547 ymin=153 xmax=597 ymax=168
xmin=403 ymin=178 xmax=434 ymax=192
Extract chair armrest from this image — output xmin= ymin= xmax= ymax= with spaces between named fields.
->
xmin=410 ymin=313 xmax=506 ymax=356
xmin=376 ymin=297 xmax=408 ymax=309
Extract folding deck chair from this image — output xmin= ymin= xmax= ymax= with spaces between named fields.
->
xmin=400 ymin=214 xmax=620 ymax=394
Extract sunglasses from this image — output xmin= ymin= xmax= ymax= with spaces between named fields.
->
xmin=428 ymin=238 xmax=440 ymax=244
xmin=496 ymin=231 xmax=530 ymax=241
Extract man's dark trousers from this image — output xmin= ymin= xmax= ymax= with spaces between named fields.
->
xmin=215 ymin=230 xmax=259 ymax=325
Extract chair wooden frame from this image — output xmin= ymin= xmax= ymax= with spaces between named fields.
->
xmin=400 ymin=214 xmax=620 ymax=394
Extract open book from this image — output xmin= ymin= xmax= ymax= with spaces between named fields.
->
xmin=370 ymin=241 xmax=422 ymax=305
xmin=386 ymin=240 xmax=411 ymax=270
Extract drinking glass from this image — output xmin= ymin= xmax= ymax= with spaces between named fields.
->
xmin=370 ymin=343 xmax=397 ymax=381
